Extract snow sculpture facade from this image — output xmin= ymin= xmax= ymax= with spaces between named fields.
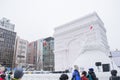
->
xmin=54 ymin=12 xmax=118 ymax=71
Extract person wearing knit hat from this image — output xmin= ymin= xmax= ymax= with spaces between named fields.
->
xmin=89 ymin=68 xmax=94 ymax=72
xmin=13 ymin=68 xmax=24 ymax=80
xmin=87 ymin=68 xmax=98 ymax=80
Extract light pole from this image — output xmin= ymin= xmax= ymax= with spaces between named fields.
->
xmin=109 ymin=51 xmax=114 ymax=69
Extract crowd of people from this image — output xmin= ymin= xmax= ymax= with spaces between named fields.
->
xmin=0 ymin=67 xmax=24 ymax=80
xmin=59 ymin=65 xmax=120 ymax=80
xmin=0 ymin=65 xmax=120 ymax=80
xmin=59 ymin=65 xmax=98 ymax=80
xmin=71 ymin=65 xmax=98 ymax=80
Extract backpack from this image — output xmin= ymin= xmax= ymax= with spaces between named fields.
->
xmin=87 ymin=74 xmax=93 ymax=80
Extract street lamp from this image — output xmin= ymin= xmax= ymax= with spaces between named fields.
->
xmin=109 ymin=51 xmax=114 ymax=69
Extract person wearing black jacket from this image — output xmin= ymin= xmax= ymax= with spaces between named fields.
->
xmin=109 ymin=70 xmax=120 ymax=80
xmin=87 ymin=68 xmax=98 ymax=80
xmin=59 ymin=74 xmax=69 ymax=80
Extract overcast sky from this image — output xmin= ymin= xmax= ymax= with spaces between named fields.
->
xmin=0 ymin=0 xmax=120 ymax=50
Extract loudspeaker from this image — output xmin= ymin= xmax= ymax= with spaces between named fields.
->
xmin=102 ymin=64 xmax=110 ymax=72
xmin=95 ymin=62 xmax=101 ymax=66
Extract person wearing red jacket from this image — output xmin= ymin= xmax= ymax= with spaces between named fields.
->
xmin=0 ymin=74 xmax=6 ymax=80
xmin=81 ymin=71 xmax=88 ymax=80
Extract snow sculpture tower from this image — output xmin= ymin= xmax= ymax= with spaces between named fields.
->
xmin=54 ymin=12 xmax=118 ymax=71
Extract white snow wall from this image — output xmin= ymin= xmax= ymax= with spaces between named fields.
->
xmin=54 ymin=12 xmax=119 ymax=72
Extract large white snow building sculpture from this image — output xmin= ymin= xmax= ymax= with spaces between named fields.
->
xmin=54 ymin=12 xmax=118 ymax=72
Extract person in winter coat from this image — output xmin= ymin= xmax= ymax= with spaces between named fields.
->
xmin=109 ymin=69 xmax=120 ymax=80
xmin=59 ymin=73 xmax=69 ymax=80
xmin=0 ymin=74 xmax=6 ymax=80
xmin=12 ymin=68 xmax=24 ymax=80
xmin=71 ymin=65 xmax=81 ymax=80
xmin=81 ymin=71 xmax=88 ymax=80
xmin=8 ymin=71 xmax=13 ymax=80
xmin=87 ymin=68 xmax=98 ymax=80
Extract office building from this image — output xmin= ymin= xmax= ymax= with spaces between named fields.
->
xmin=42 ymin=37 xmax=54 ymax=71
xmin=0 ymin=18 xmax=16 ymax=68
xmin=15 ymin=36 xmax=28 ymax=68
